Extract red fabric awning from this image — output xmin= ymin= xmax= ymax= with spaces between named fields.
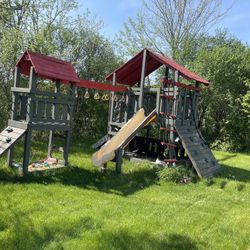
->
xmin=76 ymin=80 xmax=128 ymax=92
xmin=106 ymin=49 xmax=209 ymax=86
xmin=16 ymin=50 xmax=80 ymax=83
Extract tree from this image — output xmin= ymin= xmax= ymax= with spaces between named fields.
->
xmin=0 ymin=0 xmax=120 ymax=138
xmin=192 ymin=31 xmax=250 ymax=151
xmin=118 ymin=0 xmax=230 ymax=62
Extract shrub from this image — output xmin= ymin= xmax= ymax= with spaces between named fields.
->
xmin=157 ymin=165 xmax=196 ymax=184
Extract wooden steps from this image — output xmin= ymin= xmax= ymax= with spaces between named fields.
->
xmin=0 ymin=126 xmax=27 ymax=157
xmin=175 ymin=124 xmax=220 ymax=178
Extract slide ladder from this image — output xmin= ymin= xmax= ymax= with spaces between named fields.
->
xmin=0 ymin=126 xmax=27 ymax=157
xmin=175 ymin=124 xmax=220 ymax=178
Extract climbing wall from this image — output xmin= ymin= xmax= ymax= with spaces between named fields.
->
xmin=175 ymin=124 xmax=220 ymax=178
xmin=0 ymin=127 xmax=27 ymax=156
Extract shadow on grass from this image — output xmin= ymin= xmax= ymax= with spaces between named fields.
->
xmin=216 ymin=154 xmax=237 ymax=163
xmin=0 ymin=165 xmax=159 ymax=196
xmin=0 ymin=204 xmax=98 ymax=249
xmin=217 ymin=164 xmax=250 ymax=183
xmin=96 ymin=230 xmax=198 ymax=250
xmin=0 ymin=205 xmax=198 ymax=249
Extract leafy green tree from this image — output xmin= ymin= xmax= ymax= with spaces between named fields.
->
xmin=0 ymin=0 xmax=120 ymax=138
xmin=192 ymin=31 xmax=250 ymax=151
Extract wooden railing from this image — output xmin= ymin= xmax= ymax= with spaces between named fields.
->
xmin=14 ymin=91 xmax=75 ymax=125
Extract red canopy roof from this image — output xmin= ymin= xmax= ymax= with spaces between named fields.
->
xmin=16 ymin=50 xmax=80 ymax=83
xmin=106 ymin=49 xmax=209 ymax=86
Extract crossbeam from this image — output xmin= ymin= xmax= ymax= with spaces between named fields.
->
xmin=76 ymin=80 xmax=128 ymax=92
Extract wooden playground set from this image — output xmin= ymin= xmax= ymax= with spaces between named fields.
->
xmin=0 ymin=48 xmax=220 ymax=178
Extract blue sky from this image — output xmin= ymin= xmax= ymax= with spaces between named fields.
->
xmin=77 ymin=0 xmax=250 ymax=44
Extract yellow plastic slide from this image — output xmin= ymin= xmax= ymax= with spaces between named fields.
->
xmin=92 ymin=108 xmax=157 ymax=167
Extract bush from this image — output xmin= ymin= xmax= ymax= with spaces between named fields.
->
xmin=157 ymin=165 xmax=196 ymax=184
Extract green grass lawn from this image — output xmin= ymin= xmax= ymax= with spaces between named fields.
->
xmin=0 ymin=139 xmax=249 ymax=250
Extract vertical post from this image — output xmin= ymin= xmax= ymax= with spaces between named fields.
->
xmin=182 ymin=89 xmax=187 ymax=126
xmin=48 ymin=81 xmax=60 ymax=158
xmin=26 ymin=67 xmax=36 ymax=122
xmin=108 ymin=73 xmax=116 ymax=134
xmin=173 ymin=71 xmax=179 ymax=117
xmin=23 ymin=129 xmax=32 ymax=175
xmin=115 ymin=148 xmax=123 ymax=174
xmin=139 ymin=49 xmax=147 ymax=109
xmin=7 ymin=67 xmax=21 ymax=167
xmin=194 ymin=81 xmax=200 ymax=127
xmin=124 ymin=92 xmax=129 ymax=123
xmin=64 ymin=83 xmax=75 ymax=166
xmin=156 ymin=88 xmax=160 ymax=114
xmin=22 ymin=66 xmax=36 ymax=174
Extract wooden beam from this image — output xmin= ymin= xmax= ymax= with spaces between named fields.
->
xmin=139 ymin=49 xmax=147 ymax=108
xmin=8 ymin=120 xmax=28 ymax=130
xmin=22 ymin=129 xmax=32 ymax=175
xmin=8 ymin=67 xmax=21 ymax=167
xmin=108 ymin=73 xmax=116 ymax=134
xmin=48 ymin=81 xmax=60 ymax=157
xmin=64 ymin=83 xmax=75 ymax=165
xmin=30 ymin=123 xmax=71 ymax=131
xmin=115 ymin=148 xmax=123 ymax=174
xmin=26 ymin=67 xmax=36 ymax=122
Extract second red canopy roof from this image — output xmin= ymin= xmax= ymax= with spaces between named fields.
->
xmin=106 ymin=49 xmax=209 ymax=86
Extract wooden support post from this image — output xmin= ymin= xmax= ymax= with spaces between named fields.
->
xmin=22 ymin=129 xmax=32 ymax=175
xmin=124 ymin=92 xmax=129 ymax=123
xmin=194 ymin=81 xmax=200 ymax=127
xmin=48 ymin=81 xmax=60 ymax=157
xmin=115 ymin=148 xmax=123 ymax=174
xmin=173 ymin=71 xmax=179 ymax=117
xmin=108 ymin=73 xmax=116 ymax=134
xmin=26 ymin=67 xmax=36 ymax=122
xmin=182 ymin=89 xmax=187 ymax=126
xmin=64 ymin=83 xmax=75 ymax=166
xmin=7 ymin=148 xmax=14 ymax=168
xmin=64 ymin=130 xmax=70 ymax=166
xmin=156 ymin=88 xmax=160 ymax=114
xmin=48 ymin=131 xmax=53 ymax=158
xmin=139 ymin=49 xmax=147 ymax=109
xmin=8 ymin=67 xmax=21 ymax=167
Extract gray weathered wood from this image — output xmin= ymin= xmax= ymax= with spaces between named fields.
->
xmin=9 ymin=68 xmax=21 ymax=167
xmin=26 ymin=67 xmax=36 ymax=122
xmin=108 ymin=73 xmax=116 ymax=133
xmin=175 ymin=123 xmax=220 ymax=178
xmin=8 ymin=120 xmax=28 ymax=129
xmin=22 ymin=128 xmax=32 ymax=174
xmin=139 ymin=49 xmax=147 ymax=108
xmin=115 ymin=148 xmax=123 ymax=174
xmin=48 ymin=130 xmax=53 ymax=158
xmin=11 ymin=87 xmax=31 ymax=93
xmin=30 ymin=123 xmax=71 ymax=131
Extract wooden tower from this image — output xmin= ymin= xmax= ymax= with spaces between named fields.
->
xmin=105 ymin=48 xmax=220 ymax=177
xmin=0 ymin=50 xmax=79 ymax=174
